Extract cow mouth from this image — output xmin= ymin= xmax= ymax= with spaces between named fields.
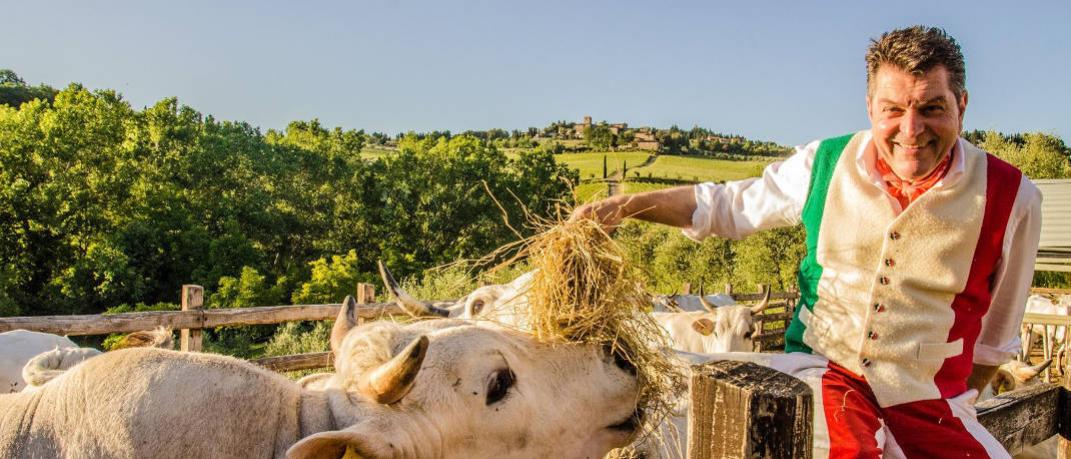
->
xmin=607 ymin=408 xmax=643 ymax=432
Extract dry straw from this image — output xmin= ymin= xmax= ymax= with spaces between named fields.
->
xmin=493 ymin=209 xmax=685 ymax=448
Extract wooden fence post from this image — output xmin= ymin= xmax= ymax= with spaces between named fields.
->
xmin=180 ymin=285 xmax=204 ymax=352
xmin=689 ymin=360 xmax=813 ymax=459
xmin=681 ymin=282 xmax=692 ymax=296
xmin=724 ymin=283 xmax=733 ymax=296
xmin=1060 ymin=370 xmax=1071 ymax=459
xmin=356 ymin=283 xmax=375 ymax=305
xmin=355 ymin=283 xmax=374 ymax=326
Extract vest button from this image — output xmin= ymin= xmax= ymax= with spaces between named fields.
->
xmin=868 ymin=331 xmax=878 ymax=340
xmin=884 ymin=258 xmax=895 ymax=267
xmin=873 ymin=303 xmax=886 ymax=312
xmin=889 ymin=231 xmax=901 ymax=240
xmin=879 ymin=276 xmax=890 ymax=285
xmin=861 ymin=358 xmax=871 ymax=367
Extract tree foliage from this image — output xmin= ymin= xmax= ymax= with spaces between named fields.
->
xmin=974 ymin=130 xmax=1071 ymax=179
xmin=0 ymin=84 xmax=576 ymax=319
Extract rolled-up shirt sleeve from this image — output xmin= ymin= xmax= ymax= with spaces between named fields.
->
xmin=974 ymin=176 xmax=1043 ymax=365
xmin=683 ymin=140 xmax=818 ymax=241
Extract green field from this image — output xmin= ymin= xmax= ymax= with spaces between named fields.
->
xmin=630 ymin=155 xmax=770 ymax=183
xmin=556 ymin=151 xmax=653 ymax=180
xmin=360 ymin=147 xmax=397 ymax=161
xmin=573 ymin=182 xmax=612 ymax=203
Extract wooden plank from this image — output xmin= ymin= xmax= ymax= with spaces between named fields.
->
xmin=756 ymin=311 xmax=795 ymax=323
xmin=731 ymin=292 xmax=799 ymax=302
xmin=0 ymin=302 xmax=446 ymax=336
xmin=1033 ymin=287 xmax=1071 ymax=295
xmin=0 ymin=310 xmax=204 ymax=335
xmin=252 ymin=352 xmax=333 ymax=372
xmin=1023 ymin=313 xmax=1071 ymax=327
xmin=688 ymin=360 xmax=812 ymax=459
xmin=976 ymin=383 xmax=1063 ymax=455
xmin=180 ymin=285 xmax=204 ymax=352
xmin=1061 ymin=371 xmax=1071 ymax=459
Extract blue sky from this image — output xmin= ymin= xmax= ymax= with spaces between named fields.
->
xmin=3 ymin=0 xmax=1068 ymax=146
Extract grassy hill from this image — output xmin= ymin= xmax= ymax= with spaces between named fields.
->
xmin=557 ymin=151 xmax=653 ymax=180
xmin=629 ymin=155 xmax=770 ymax=182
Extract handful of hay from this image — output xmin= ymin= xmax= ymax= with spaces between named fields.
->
xmin=502 ymin=216 xmax=684 ymax=443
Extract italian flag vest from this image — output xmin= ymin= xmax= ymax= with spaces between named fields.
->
xmin=784 ymin=131 xmax=1022 ymax=407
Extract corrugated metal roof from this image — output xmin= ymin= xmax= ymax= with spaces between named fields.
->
xmin=1036 ymin=179 xmax=1071 ymax=272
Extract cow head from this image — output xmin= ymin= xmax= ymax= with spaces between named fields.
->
xmin=687 ymin=286 xmax=770 ymax=353
xmin=992 ymin=359 xmax=1051 ymax=394
xmin=378 ymin=261 xmax=454 ymax=318
xmin=290 ymin=296 xmax=641 ymax=459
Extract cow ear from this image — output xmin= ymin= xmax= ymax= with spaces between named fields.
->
xmin=331 ymin=296 xmax=360 ymax=354
xmin=691 ymin=318 xmax=715 ymax=336
xmin=287 ymin=429 xmax=380 ymax=459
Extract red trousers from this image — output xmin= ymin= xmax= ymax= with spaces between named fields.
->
xmin=820 ymin=361 xmax=999 ymax=458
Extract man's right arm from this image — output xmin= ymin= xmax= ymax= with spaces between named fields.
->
xmin=570 ymin=139 xmax=821 ymax=238
xmin=569 ymin=185 xmax=697 ymax=230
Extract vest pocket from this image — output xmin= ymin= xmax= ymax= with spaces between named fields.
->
xmin=916 ymin=339 xmax=964 ymax=361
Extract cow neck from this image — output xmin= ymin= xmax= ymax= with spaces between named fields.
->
xmin=298 ymin=390 xmax=339 ymax=438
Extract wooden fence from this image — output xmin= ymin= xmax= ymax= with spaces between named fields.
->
xmin=0 ymin=283 xmax=418 ymax=372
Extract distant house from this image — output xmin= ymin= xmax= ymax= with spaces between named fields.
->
xmin=633 ymin=129 xmax=656 ymax=142
xmin=633 ymin=128 xmax=659 ymax=150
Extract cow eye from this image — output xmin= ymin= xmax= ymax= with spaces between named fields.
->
xmin=471 ymin=300 xmax=485 ymax=315
xmin=486 ymin=368 xmax=515 ymax=405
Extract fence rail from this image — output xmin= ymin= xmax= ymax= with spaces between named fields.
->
xmin=0 ymin=303 xmax=416 ymax=336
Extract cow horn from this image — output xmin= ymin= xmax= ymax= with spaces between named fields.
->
xmin=698 ymin=285 xmax=716 ymax=312
xmin=1015 ymin=358 xmax=1054 ymax=381
xmin=331 ymin=296 xmax=360 ymax=354
xmin=750 ymin=285 xmax=771 ymax=315
xmin=378 ymin=260 xmax=444 ymax=317
xmin=359 ymin=335 xmax=429 ymax=405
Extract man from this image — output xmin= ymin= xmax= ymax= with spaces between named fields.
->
xmin=572 ymin=26 xmax=1042 ymax=458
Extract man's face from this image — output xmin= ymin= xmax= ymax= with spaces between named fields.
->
xmin=866 ymin=64 xmax=967 ymax=181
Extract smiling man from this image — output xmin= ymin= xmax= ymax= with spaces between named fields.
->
xmin=572 ymin=26 xmax=1042 ymax=458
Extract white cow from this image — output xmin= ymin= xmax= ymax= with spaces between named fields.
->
xmin=0 ymin=330 xmax=78 ymax=393
xmin=649 ymin=287 xmax=770 ymax=355
xmin=14 ymin=327 xmax=174 ymax=392
xmin=1021 ymin=294 xmax=1071 ymax=376
xmin=378 ymin=261 xmax=534 ymax=328
xmin=0 ymin=297 xmax=641 ymax=458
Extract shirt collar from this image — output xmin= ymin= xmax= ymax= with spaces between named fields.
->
xmin=856 ymin=130 xmax=966 ymax=189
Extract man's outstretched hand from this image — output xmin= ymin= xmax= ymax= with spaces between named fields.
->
xmin=568 ymin=196 xmax=629 ymax=234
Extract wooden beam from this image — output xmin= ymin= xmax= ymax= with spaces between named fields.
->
xmin=688 ymin=360 xmax=812 ymax=459
xmin=1023 ymin=313 xmax=1071 ymax=327
xmin=252 ymin=352 xmax=333 ymax=372
xmin=180 ymin=285 xmax=204 ymax=352
xmin=0 ymin=302 xmax=443 ymax=336
xmin=1032 ymin=287 xmax=1071 ymax=295
xmin=731 ymin=292 xmax=800 ymax=302
xmin=1060 ymin=371 xmax=1071 ymax=459
xmin=976 ymin=383 xmax=1065 ymax=455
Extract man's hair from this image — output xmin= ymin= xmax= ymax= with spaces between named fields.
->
xmin=866 ymin=26 xmax=966 ymax=98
